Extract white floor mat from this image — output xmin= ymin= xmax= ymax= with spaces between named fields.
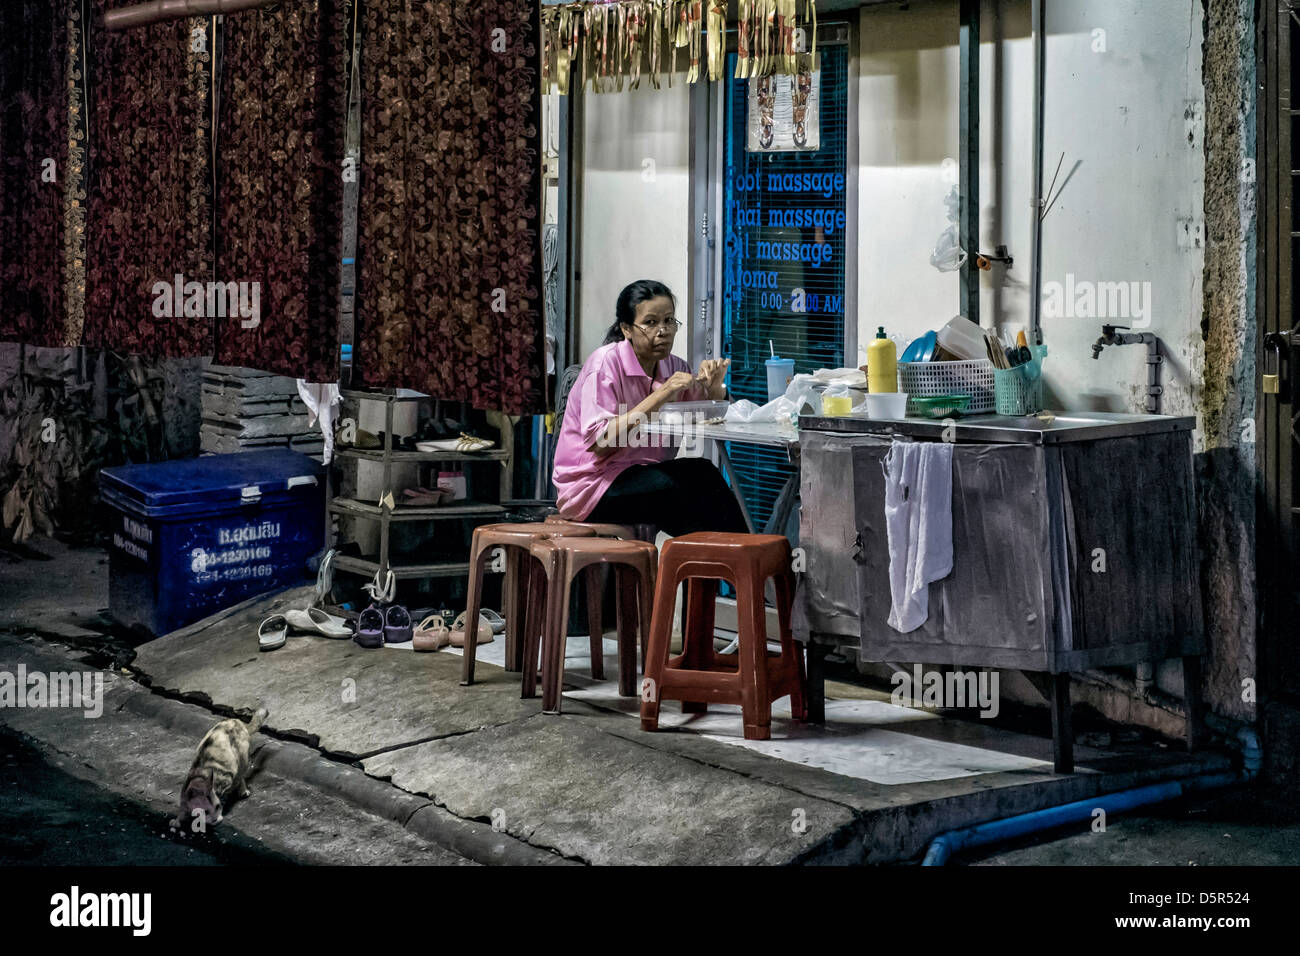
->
xmin=442 ymin=633 xmax=1050 ymax=785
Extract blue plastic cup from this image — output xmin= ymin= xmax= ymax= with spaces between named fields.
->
xmin=765 ymin=357 xmax=795 ymax=401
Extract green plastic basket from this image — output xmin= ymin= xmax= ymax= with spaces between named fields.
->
xmin=910 ymin=394 xmax=971 ymax=419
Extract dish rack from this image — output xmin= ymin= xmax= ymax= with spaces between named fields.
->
xmin=898 ymin=359 xmax=995 ymax=416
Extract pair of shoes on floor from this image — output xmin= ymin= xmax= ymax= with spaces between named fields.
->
xmin=258 ymin=601 xmax=350 ymax=652
xmin=355 ymin=603 xmax=413 ymax=649
xmin=412 ymin=608 xmax=505 ymax=652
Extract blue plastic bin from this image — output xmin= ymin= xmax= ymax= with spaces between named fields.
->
xmin=100 ymin=450 xmax=325 ymax=636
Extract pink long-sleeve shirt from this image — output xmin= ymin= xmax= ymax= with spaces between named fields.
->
xmin=553 ymin=339 xmax=705 ymax=520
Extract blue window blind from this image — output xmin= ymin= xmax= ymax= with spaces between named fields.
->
xmin=720 ymin=45 xmax=848 ymax=532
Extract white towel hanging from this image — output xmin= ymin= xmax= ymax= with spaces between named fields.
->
xmin=882 ymin=439 xmax=954 ymax=633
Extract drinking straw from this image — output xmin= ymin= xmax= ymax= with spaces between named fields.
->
xmin=770 ymin=340 xmax=776 ymax=359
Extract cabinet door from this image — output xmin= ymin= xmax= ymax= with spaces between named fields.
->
xmin=852 ymin=441 xmax=1056 ymax=669
xmin=796 ymin=431 xmax=886 ymax=641
xmin=1056 ymin=432 xmax=1203 ymax=660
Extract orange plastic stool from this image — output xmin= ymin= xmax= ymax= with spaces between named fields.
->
xmin=520 ymin=536 xmax=657 ymax=714
xmin=459 ymin=521 xmax=597 ymax=686
xmin=641 ymin=532 xmax=807 ymax=741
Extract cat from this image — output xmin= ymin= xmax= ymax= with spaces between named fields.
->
xmin=171 ymin=707 xmax=267 ymax=833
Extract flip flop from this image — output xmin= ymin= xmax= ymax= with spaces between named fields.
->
xmin=284 ymin=606 xmax=351 ymax=639
xmin=412 ymin=615 xmax=451 ymax=652
xmin=448 ymin=610 xmax=495 ymax=648
xmin=384 ymin=605 xmax=414 ymax=644
xmin=258 ymin=614 xmax=288 ymax=652
xmin=354 ymin=606 xmax=385 ymax=649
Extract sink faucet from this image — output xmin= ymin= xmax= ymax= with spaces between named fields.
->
xmin=1090 ymin=324 xmax=1163 ymax=413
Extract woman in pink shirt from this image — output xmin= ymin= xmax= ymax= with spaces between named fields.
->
xmin=553 ymin=280 xmax=747 ymax=535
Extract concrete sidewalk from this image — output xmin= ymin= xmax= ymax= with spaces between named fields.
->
xmin=0 ymin=540 xmax=1238 ymax=865
xmin=124 ymin=583 xmax=1232 ymax=865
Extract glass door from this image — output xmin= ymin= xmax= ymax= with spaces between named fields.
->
xmin=700 ymin=21 xmax=855 ymax=534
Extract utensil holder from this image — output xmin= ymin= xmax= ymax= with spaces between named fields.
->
xmin=994 ymin=345 xmax=1048 ymax=416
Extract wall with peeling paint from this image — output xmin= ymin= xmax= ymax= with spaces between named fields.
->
xmin=1196 ymin=0 xmax=1257 ymax=723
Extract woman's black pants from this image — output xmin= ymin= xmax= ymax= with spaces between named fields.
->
xmin=586 ymin=457 xmax=749 ymax=536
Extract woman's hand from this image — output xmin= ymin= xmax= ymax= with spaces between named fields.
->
xmin=591 ymin=370 xmax=698 ymax=459
xmin=659 ymin=370 xmax=698 ymax=399
xmin=696 ymin=358 xmax=730 ymax=399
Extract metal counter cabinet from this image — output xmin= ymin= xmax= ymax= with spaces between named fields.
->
xmin=796 ymin=419 xmax=1205 ymax=773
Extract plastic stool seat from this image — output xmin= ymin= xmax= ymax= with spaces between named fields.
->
xmin=641 ymin=532 xmax=807 ymax=741
xmin=521 ymin=536 xmax=658 ymax=714
xmin=459 ymin=521 xmax=598 ymax=685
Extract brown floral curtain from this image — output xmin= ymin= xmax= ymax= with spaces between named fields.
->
xmin=215 ymin=0 xmax=344 ymax=383
xmin=82 ymin=2 xmax=213 ymax=358
xmin=357 ymin=0 xmax=546 ymax=414
xmin=0 ymin=0 xmax=83 ymax=348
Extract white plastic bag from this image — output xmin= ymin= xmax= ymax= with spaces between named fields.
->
xmin=930 ymin=185 xmax=967 ymax=273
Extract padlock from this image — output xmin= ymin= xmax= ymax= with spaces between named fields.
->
xmin=1264 ymin=336 xmax=1282 ymax=394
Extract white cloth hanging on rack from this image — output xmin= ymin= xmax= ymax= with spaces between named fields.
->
xmin=297 ymin=381 xmax=341 ymax=464
xmin=882 ymin=439 xmax=954 ymax=633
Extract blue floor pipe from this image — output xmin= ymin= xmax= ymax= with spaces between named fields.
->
xmin=922 ymin=771 xmax=1245 ymax=866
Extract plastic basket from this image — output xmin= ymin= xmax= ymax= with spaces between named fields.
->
xmin=911 ymin=395 xmax=971 ymax=419
xmin=993 ymin=345 xmax=1048 ymax=416
xmin=898 ymin=359 xmax=995 ymax=416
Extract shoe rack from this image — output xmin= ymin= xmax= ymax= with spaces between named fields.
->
xmin=329 ymin=389 xmax=514 ymax=586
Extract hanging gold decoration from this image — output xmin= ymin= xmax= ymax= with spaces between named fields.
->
xmin=540 ymin=0 xmax=814 ymax=95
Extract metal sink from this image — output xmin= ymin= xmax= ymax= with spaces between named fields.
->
xmin=799 ymin=410 xmax=1196 ymax=444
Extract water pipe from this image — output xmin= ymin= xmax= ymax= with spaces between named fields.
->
xmin=1028 ymin=0 xmax=1045 ymax=346
xmin=102 ymin=0 xmax=279 ymax=32
xmin=922 ymin=771 xmax=1245 ymax=866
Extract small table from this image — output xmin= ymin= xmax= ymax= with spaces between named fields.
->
xmin=639 ymin=419 xmax=800 ymax=534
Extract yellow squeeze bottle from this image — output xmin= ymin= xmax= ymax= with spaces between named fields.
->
xmin=867 ymin=327 xmax=897 ymax=393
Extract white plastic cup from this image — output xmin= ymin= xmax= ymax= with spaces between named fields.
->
xmin=864 ymin=392 xmax=909 ymax=420
xmin=765 ymin=357 xmax=795 ymax=401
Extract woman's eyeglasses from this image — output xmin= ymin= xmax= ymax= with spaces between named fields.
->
xmin=635 ymin=318 xmax=683 ymax=334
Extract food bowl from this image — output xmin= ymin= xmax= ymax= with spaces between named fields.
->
xmin=658 ymin=400 xmax=730 ymax=426
xmin=910 ymin=394 xmax=971 ymax=419
xmin=862 ymin=392 xmax=909 ymax=420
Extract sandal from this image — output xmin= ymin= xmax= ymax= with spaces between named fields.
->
xmin=415 ymin=433 xmax=496 ymax=454
xmin=479 ymin=608 xmax=506 ymax=635
xmin=284 ymin=606 xmax=351 ymax=639
xmin=354 ymin=605 xmax=385 ymax=649
xmin=384 ymin=605 xmax=414 ymax=644
xmin=258 ymin=614 xmax=288 ymax=652
xmin=448 ymin=610 xmax=495 ymax=648
xmin=311 ymin=548 xmax=336 ymax=607
xmin=412 ymin=615 xmax=451 ymax=652
xmin=364 ymin=569 xmax=397 ymax=605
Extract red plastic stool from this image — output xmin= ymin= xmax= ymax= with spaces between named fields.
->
xmin=640 ymin=532 xmax=807 ymax=741
xmin=459 ymin=521 xmax=597 ymax=686
xmin=520 ymin=536 xmax=657 ymax=714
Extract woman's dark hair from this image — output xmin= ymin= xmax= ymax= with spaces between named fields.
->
xmin=603 ymin=279 xmax=676 ymax=345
